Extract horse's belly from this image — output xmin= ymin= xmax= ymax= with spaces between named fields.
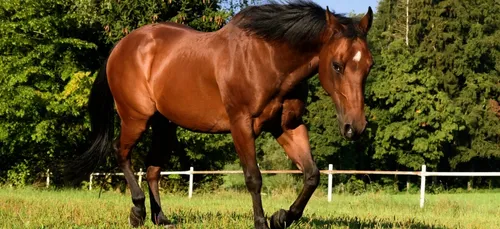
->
xmin=152 ymin=76 xmax=230 ymax=133
xmin=160 ymin=108 xmax=230 ymax=133
xmin=156 ymin=99 xmax=230 ymax=133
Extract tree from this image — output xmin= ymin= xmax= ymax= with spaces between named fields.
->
xmin=0 ymin=0 xmax=243 ymax=187
xmin=0 ymin=0 xmax=100 ymax=185
xmin=366 ymin=0 xmax=500 ymax=182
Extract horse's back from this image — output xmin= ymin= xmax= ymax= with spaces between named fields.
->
xmin=107 ymin=22 xmax=231 ymax=132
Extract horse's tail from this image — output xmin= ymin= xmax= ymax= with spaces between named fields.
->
xmin=65 ymin=59 xmax=116 ymax=185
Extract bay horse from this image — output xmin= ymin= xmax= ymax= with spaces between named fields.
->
xmin=71 ymin=1 xmax=373 ymax=228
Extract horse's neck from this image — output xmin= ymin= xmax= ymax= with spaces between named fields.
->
xmin=280 ymin=56 xmax=319 ymax=95
xmin=277 ymin=45 xmax=319 ymax=75
xmin=267 ymin=45 xmax=319 ymax=96
xmin=218 ymin=23 xmax=320 ymax=80
xmin=218 ymin=25 xmax=320 ymax=92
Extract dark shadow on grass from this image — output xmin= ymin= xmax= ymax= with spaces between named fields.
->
xmin=299 ymin=215 xmax=450 ymax=229
xmin=163 ymin=210 xmax=450 ymax=229
xmin=165 ymin=210 xmax=254 ymax=227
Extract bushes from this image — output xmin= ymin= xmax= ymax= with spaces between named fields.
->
xmin=6 ymin=162 xmax=31 ymax=187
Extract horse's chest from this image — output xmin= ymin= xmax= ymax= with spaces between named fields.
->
xmin=252 ymin=98 xmax=283 ymax=134
xmin=251 ymin=80 xmax=308 ymax=133
xmin=252 ymin=94 xmax=306 ymax=134
xmin=260 ymin=98 xmax=284 ymax=119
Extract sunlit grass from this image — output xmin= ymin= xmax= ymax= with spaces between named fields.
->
xmin=0 ymin=187 xmax=499 ymax=228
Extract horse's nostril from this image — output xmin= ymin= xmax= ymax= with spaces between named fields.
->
xmin=344 ymin=124 xmax=353 ymax=138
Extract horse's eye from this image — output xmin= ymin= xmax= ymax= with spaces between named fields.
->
xmin=332 ymin=62 xmax=343 ymax=73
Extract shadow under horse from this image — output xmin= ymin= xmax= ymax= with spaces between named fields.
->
xmin=69 ymin=1 xmax=374 ymax=228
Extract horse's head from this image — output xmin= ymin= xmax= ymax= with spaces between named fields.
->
xmin=318 ymin=7 xmax=374 ymax=141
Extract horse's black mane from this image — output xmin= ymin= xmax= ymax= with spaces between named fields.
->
xmin=232 ymin=0 xmax=363 ymax=49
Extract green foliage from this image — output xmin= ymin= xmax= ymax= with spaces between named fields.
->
xmin=362 ymin=0 xmax=500 ymax=176
xmin=0 ymin=0 xmax=242 ymax=186
xmin=6 ymin=162 xmax=30 ymax=187
xmin=0 ymin=0 xmax=100 ymax=183
xmin=299 ymin=0 xmax=500 ymax=191
xmin=255 ymin=132 xmax=293 ymax=170
xmin=72 ymin=0 xmax=234 ymax=45
xmin=343 ymin=176 xmax=366 ymax=195
xmin=220 ymin=163 xmax=246 ymax=191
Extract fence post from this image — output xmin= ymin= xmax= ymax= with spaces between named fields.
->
xmin=328 ymin=164 xmax=333 ymax=202
xmin=188 ymin=167 xmax=194 ymax=199
xmin=420 ymin=164 xmax=426 ymax=208
xmin=46 ymin=169 xmax=50 ymax=188
xmin=138 ymin=168 xmax=143 ymax=188
xmin=89 ymin=174 xmax=93 ymax=191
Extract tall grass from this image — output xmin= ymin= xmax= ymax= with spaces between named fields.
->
xmin=0 ymin=186 xmax=499 ymax=228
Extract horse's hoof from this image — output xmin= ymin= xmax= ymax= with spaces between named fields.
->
xmin=255 ymin=217 xmax=270 ymax=229
xmin=129 ymin=206 xmax=146 ymax=227
xmin=153 ymin=211 xmax=174 ymax=226
xmin=270 ymin=209 xmax=288 ymax=229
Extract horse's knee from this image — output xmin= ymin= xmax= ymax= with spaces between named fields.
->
xmin=305 ymin=165 xmax=320 ymax=188
xmin=244 ymin=170 xmax=262 ymax=193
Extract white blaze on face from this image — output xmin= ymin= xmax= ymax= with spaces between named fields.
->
xmin=353 ymin=51 xmax=362 ymax=62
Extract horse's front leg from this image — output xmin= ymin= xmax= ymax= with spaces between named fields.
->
xmin=230 ymin=117 xmax=269 ymax=229
xmin=270 ymin=123 xmax=320 ymax=229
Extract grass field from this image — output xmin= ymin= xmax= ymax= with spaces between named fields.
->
xmin=0 ymin=187 xmax=499 ymax=229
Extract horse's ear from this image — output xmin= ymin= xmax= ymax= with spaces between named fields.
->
xmin=325 ymin=6 xmax=332 ymax=25
xmin=323 ymin=6 xmax=341 ymax=42
xmin=325 ymin=6 xmax=340 ymax=28
xmin=358 ymin=7 xmax=373 ymax=34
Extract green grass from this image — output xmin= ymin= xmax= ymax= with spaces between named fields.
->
xmin=0 ymin=187 xmax=499 ymax=228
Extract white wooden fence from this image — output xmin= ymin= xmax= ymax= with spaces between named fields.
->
xmin=43 ymin=165 xmax=500 ymax=208
xmin=82 ymin=164 xmax=500 ymax=208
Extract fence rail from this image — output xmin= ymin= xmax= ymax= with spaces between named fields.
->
xmin=42 ymin=165 xmax=500 ymax=208
xmin=83 ymin=164 xmax=500 ymax=208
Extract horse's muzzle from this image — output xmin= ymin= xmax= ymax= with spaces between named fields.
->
xmin=341 ymin=120 xmax=367 ymax=141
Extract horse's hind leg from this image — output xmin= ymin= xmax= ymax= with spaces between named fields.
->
xmin=145 ymin=113 xmax=177 ymax=226
xmin=114 ymin=110 xmax=153 ymax=227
